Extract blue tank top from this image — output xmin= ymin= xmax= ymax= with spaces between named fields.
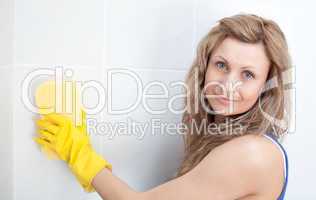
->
xmin=263 ymin=132 xmax=289 ymax=200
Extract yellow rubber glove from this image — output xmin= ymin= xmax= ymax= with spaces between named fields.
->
xmin=34 ymin=79 xmax=83 ymax=159
xmin=33 ymin=80 xmax=112 ymax=192
xmin=35 ymin=112 xmax=112 ymax=192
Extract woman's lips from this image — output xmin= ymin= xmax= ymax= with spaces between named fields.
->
xmin=216 ymin=97 xmax=234 ymax=106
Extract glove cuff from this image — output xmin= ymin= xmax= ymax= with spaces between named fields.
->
xmin=69 ymin=147 xmax=112 ymax=192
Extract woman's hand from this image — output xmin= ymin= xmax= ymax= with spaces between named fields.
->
xmin=34 ymin=112 xmax=112 ymax=192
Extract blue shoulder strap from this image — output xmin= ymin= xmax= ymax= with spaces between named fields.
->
xmin=265 ymin=132 xmax=289 ymax=200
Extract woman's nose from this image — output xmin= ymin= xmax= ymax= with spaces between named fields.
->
xmin=222 ymin=75 xmax=242 ymax=98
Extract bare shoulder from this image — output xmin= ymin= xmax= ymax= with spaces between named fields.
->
xmin=219 ymin=134 xmax=285 ymax=172
xmin=140 ymin=134 xmax=285 ymax=200
xmin=216 ymin=134 xmax=284 ymax=161
xmin=201 ymin=134 xmax=285 ymax=198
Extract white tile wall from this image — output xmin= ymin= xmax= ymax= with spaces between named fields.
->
xmin=104 ymin=0 xmax=195 ymax=69
xmin=0 ymin=68 xmax=13 ymax=200
xmin=0 ymin=0 xmax=14 ymax=199
xmin=99 ymin=67 xmax=186 ymax=191
xmin=14 ymin=0 xmax=105 ymax=68
xmin=0 ymin=0 xmax=13 ymax=67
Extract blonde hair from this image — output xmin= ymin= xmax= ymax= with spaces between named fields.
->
xmin=174 ymin=13 xmax=293 ymax=178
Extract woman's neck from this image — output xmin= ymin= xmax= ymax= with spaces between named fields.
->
xmin=214 ymin=114 xmax=228 ymax=124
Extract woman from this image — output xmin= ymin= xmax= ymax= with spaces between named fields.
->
xmin=34 ymin=13 xmax=292 ymax=199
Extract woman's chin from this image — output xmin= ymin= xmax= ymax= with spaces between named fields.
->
xmin=209 ymin=103 xmax=236 ymax=116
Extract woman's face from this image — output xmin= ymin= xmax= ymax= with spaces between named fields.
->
xmin=204 ymin=37 xmax=271 ymax=116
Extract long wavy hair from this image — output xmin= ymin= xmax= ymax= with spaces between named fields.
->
xmin=174 ymin=13 xmax=293 ymax=178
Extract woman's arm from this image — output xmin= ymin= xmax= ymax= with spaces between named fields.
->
xmin=92 ymin=134 xmax=280 ymax=200
xmin=92 ymin=168 xmax=142 ymax=199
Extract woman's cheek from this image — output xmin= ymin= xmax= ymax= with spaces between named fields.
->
xmin=238 ymin=85 xmax=262 ymax=109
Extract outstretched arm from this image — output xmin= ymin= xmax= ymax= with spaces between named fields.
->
xmin=35 ymin=112 xmax=278 ymax=200
xmin=91 ymin=135 xmax=277 ymax=200
xmin=92 ymin=168 xmax=142 ymax=200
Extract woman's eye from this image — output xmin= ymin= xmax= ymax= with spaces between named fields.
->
xmin=243 ymin=71 xmax=255 ymax=80
xmin=215 ymin=61 xmax=226 ymax=70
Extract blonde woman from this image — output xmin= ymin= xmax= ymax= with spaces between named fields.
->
xmin=34 ymin=13 xmax=292 ymax=200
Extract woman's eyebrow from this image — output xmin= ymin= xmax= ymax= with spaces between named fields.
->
xmin=214 ymin=55 xmax=229 ymax=63
xmin=214 ymin=55 xmax=256 ymax=70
